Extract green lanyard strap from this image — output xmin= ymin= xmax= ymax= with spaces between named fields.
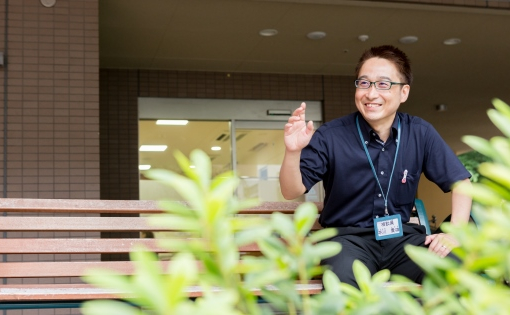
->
xmin=356 ymin=114 xmax=401 ymax=216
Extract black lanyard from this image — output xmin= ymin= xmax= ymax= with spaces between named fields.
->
xmin=356 ymin=115 xmax=401 ymax=216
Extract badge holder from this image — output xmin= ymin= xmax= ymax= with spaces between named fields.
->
xmin=374 ymin=214 xmax=403 ymax=240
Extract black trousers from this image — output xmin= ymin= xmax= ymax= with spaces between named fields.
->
xmin=321 ymin=224 xmax=434 ymax=288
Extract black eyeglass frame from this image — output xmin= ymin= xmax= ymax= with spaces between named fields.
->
xmin=354 ymin=79 xmax=408 ymax=90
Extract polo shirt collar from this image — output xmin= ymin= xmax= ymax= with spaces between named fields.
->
xmin=357 ymin=112 xmax=400 ymax=143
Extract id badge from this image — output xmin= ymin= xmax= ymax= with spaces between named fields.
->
xmin=374 ymin=214 xmax=403 ymax=240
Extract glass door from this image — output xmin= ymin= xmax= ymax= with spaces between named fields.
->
xmin=234 ymin=120 xmax=323 ymax=202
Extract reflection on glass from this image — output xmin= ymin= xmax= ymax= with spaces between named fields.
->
xmin=235 ymin=128 xmax=322 ymax=202
xmin=139 ymin=120 xmax=231 ymax=200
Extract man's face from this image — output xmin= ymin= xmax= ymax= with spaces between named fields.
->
xmin=355 ymin=57 xmax=410 ymax=128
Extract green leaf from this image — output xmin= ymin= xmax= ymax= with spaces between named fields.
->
xmin=130 ymin=248 xmax=170 ymax=312
xmin=165 ymin=253 xmax=198 ymax=307
xmin=270 ymin=212 xmax=296 ymax=240
xmin=307 ymin=227 xmax=338 ymax=243
xmin=257 ymin=237 xmax=287 ymax=260
xmin=188 ymin=149 xmax=212 ymax=190
xmin=82 ymin=269 xmax=132 ymax=296
xmin=492 ymin=98 xmax=510 ymax=117
xmin=488 ymin=108 xmax=510 ymax=139
xmin=145 ymin=168 xmax=204 ymax=210
xmin=247 ymin=269 xmax=292 ymax=289
xmin=490 ymin=136 xmax=510 ymax=167
xmin=307 ymin=242 xmax=342 ymax=260
xmin=173 ymin=150 xmax=200 ymax=183
xmin=404 ymin=245 xmax=457 ymax=286
xmin=209 ymin=175 xmax=239 ymax=207
xmin=234 ymin=225 xmax=271 ymax=246
xmin=352 ymin=260 xmax=371 ymax=293
xmin=462 ymin=136 xmax=498 ymax=161
xmin=294 ymin=202 xmax=318 ymax=237
xmin=371 ymin=269 xmax=390 ymax=284
xmin=148 ymin=215 xmax=201 ymax=232
xmin=157 ymin=200 xmax=198 ymax=218
xmin=81 ymin=300 xmax=146 ymax=315
xmin=322 ymin=269 xmax=342 ymax=295
xmin=478 ymin=178 xmax=510 ymax=201
xmin=456 ymin=181 xmax=504 ymax=206
xmin=478 ymin=163 xmax=510 ymax=188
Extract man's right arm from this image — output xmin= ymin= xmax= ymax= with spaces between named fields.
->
xmin=279 ymin=149 xmax=306 ymax=200
xmin=279 ymin=102 xmax=314 ymax=200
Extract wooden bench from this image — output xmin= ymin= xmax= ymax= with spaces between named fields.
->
xmin=0 ymin=198 xmax=325 ymax=310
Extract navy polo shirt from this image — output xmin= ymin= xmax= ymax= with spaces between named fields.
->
xmin=300 ymin=112 xmax=471 ymax=228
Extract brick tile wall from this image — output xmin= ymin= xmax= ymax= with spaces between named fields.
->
xmin=378 ymin=0 xmax=509 ymax=9
xmin=0 ymin=0 xmax=99 ymax=200
xmin=0 ymin=1 xmax=99 ymax=314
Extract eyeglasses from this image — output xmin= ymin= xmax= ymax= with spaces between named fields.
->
xmin=354 ymin=79 xmax=407 ymax=90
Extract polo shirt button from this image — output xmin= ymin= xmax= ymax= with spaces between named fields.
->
xmin=365 ymin=141 xmax=368 ymax=144
xmin=378 ymin=194 xmax=382 ymax=197
xmin=382 ymin=148 xmax=385 ymax=151
xmin=380 ymin=171 xmax=384 ymax=175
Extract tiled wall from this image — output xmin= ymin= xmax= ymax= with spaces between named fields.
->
xmin=0 ymin=1 xmax=99 ymax=314
xmin=380 ymin=0 xmax=510 ymax=9
xmin=0 ymin=0 xmax=100 ymax=200
xmin=100 ymin=69 xmax=356 ymax=200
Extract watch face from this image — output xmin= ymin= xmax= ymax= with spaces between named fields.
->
xmin=40 ymin=0 xmax=56 ymax=8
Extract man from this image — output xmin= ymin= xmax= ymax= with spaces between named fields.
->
xmin=279 ymin=45 xmax=472 ymax=287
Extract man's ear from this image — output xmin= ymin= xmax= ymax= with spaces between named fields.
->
xmin=400 ymin=84 xmax=410 ymax=103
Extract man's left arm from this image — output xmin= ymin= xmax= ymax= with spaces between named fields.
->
xmin=424 ymin=178 xmax=472 ymax=257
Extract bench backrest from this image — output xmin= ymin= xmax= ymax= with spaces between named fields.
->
xmin=0 ymin=198 xmax=323 ymax=279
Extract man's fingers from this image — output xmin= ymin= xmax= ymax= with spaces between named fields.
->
xmin=306 ymin=120 xmax=314 ymax=133
xmin=424 ymin=234 xmax=436 ymax=245
xmin=299 ymin=102 xmax=307 ymax=120
xmin=427 ymin=233 xmax=455 ymax=258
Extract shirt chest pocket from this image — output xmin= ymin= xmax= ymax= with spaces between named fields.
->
xmin=394 ymin=169 xmax=420 ymax=206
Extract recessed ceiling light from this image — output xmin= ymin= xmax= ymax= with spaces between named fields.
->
xmin=156 ymin=120 xmax=188 ymax=125
xmin=443 ymin=38 xmax=461 ymax=45
xmin=211 ymin=146 xmax=221 ymax=151
xmin=399 ymin=36 xmax=418 ymax=44
xmin=139 ymin=145 xmax=168 ymax=152
xmin=307 ymin=31 xmax=326 ymax=40
xmin=259 ymin=29 xmax=278 ymax=37
xmin=139 ymin=165 xmax=151 ymax=171
xmin=358 ymin=35 xmax=369 ymax=42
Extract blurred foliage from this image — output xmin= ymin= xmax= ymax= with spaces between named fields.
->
xmin=81 ymin=149 xmax=427 ymax=315
xmin=82 ymin=98 xmax=510 ymax=314
xmin=457 ymin=150 xmax=492 ymax=183
xmin=404 ymin=98 xmax=510 ymax=315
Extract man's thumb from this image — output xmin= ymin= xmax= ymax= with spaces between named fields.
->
xmin=307 ymin=120 xmax=314 ymax=134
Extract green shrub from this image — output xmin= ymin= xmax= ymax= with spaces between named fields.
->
xmin=404 ymin=98 xmax=510 ymax=315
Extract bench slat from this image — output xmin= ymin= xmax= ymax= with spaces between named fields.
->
xmin=0 ymin=281 xmax=324 ymax=301
xmin=0 ymin=238 xmax=160 ymax=254
xmin=0 ymin=238 xmax=261 ymax=254
xmin=0 ymin=216 xmax=323 ymax=232
xmin=0 ymin=261 xmax=144 ymax=278
xmin=0 ymin=217 xmax=159 ymax=232
xmin=0 ymin=198 xmax=322 ymax=215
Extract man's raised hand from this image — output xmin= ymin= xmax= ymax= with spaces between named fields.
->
xmin=284 ymin=102 xmax=315 ymax=152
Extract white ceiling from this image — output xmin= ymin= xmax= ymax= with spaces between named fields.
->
xmin=100 ymin=0 xmax=510 ymax=156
